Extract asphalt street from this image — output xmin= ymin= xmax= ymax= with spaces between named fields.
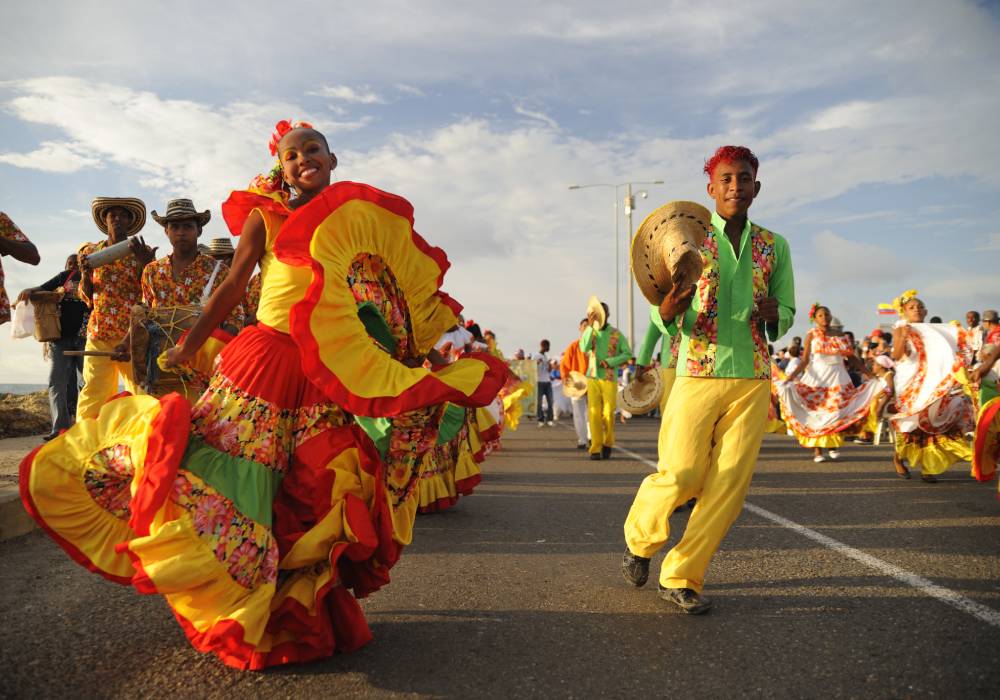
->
xmin=2 ymin=417 xmax=999 ymax=698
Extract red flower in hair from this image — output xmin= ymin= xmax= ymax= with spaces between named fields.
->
xmin=268 ymin=119 xmax=313 ymax=156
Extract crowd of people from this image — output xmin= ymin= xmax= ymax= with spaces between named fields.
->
xmin=2 ymin=137 xmax=997 ymax=669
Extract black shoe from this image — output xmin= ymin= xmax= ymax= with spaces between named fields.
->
xmin=658 ymin=585 xmax=712 ymax=614
xmin=622 ymin=550 xmax=650 ymax=587
xmin=42 ymin=432 xmax=59 ymax=442
xmin=577 ymin=443 xmax=587 ymax=450
xmin=589 ymin=453 xmax=602 ymax=461
xmin=601 ymin=446 xmax=612 ymax=460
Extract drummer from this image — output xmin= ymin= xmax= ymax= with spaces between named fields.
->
xmin=121 ymin=199 xmax=243 ymax=399
xmin=137 ymin=199 xmax=242 ymax=332
xmin=77 ymin=197 xmax=155 ymax=419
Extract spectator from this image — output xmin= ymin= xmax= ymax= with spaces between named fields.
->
xmin=536 ymin=339 xmax=554 ymax=426
xmin=17 ymin=254 xmax=89 ymax=439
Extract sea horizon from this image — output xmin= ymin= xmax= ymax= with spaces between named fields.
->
xmin=0 ymin=383 xmax=48 ymax=395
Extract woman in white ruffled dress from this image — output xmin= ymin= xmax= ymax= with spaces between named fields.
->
xmin=778 ymin=305 xmax=886 ymax=463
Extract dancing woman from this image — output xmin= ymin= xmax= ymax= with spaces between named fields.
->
xmin=20 ymin=121 xmax=506 ymax=669
xmin=778 ymin=304 xmax=885 ymax=462
xmin=887 ymin=291 xmax=973 ymax=482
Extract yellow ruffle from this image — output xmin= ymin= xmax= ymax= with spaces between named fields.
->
xmin=25 ymin=395 xmax=164 ymax=581
xmin=502 ymin=380 xmax=532 ymax=431
xmin=797 ymin=433 xmax=845 ymax=449
xmin=896 ymin=434 xmax=972 ymax=475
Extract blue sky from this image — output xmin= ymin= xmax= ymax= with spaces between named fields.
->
xmin=2 ymin=0 xmax=999 ymax=382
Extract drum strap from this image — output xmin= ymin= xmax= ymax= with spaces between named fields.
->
xmin=200 ymin=261 xmax=223 ymax=306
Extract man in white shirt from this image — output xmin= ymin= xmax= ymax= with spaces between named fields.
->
xmin=536 ymin=339 xmax=554 ymax=426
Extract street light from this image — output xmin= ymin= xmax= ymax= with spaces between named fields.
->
xmin=569 ymin=179 xmax=664 ymax=349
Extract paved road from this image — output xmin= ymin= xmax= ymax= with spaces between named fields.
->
xmin=2 ymin=418 xmax=999 ymax=698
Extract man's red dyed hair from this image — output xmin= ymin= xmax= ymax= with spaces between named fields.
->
xmin=704 ymin=145 xmax=759 ymax=179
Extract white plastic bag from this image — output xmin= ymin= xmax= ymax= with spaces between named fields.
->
xmin=10 ymin=301 xmax=35 ymax=339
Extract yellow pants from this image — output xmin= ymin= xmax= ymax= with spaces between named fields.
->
xmin=659 ymin=367 xmax=677 ymax=414
xmin=587 ymin=378 xmax=617 ymax=453
xmin=76 ymin=337 xmax=139 ymax=420
xmin=624 ymin=377 xmax=770 ymax=592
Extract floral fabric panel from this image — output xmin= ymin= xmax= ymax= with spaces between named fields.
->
xmin=141 ymin=253 xmax=243 ymax=328
xmin=172 ymin=471 xmax=278 ymax=589
xmin=346 ymin=253 xmax=415 ymax=360
xmin=811 ymin=330 xmax=853 ymax=357
xmin=83 ymin=443 xmax=135 ymax=520
xmin=79 ymin=240 xmax=145 ymax=342
xmin=684 ymin=225 xmax=776 ymax=379
xmin=0 ymin=212 xmax=30 ymax=325
xmin=385 ymin=405 xmax=445 ymax=512
xmin=191 ymin=374 xmax=349 ymax=474
xmin=748 ymin=226 xmax=777 ymax=378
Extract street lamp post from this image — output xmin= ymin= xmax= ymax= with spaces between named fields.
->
xmin=569 ymin=179 xmax=664 ymax=349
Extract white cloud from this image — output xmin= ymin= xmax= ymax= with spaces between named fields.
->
xmin=972 ymin=233 xmax=1000 ymax=252
xmin=308 ymin=85 xmax=384 ymax=104
xmin=810 ymin=230 xmax=901 ymax=283
xmin=0 ymin=140 xmax=101 ymax=173
xmin=395 ymin=83 xmax=426 ymax=97
xmin=513 ymin=106 xmax=559 ymax=130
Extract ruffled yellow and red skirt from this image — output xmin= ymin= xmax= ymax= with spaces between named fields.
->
xmin=416 ymin=406 xmax=483 ymax=513
xmin=973 ymin=397 xmax=1000 ymax=493
xmin=21 ymin=323 xmax=393 ymax=670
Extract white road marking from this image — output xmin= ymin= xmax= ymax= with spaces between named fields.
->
xmin=613 ymin=442 xmax=1000 ymax=628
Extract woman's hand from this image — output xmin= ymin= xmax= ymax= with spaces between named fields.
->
xmin=163 ymin=343 xmax=191 ymax=369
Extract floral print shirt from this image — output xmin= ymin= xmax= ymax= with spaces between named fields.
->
xmin=79 ymin=239 xmax=146 ymax=342
xmin=244 ymin=271 xmax=262 ymax=321
xmin=652 ymin=212 xmax=795 ymax=379
xmin=579 ymin=324 xmax=631 ymax=381
xmin=0 ymin=212 xmax=31 ymax=326
xmin=141 ymin=253 xmax=243 ymax=328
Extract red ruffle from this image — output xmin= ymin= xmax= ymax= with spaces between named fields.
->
xmin=129 ymin=394 xmax=191 ymax=536
xmin=221 ymin=189 xmax=291 ymax=237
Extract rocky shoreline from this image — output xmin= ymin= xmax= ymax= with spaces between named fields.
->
xmin=0 ymin=391 xmax=50 ymax=439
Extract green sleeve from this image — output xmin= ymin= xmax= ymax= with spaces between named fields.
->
xmin=636 ymin=322 xmax=661 ymax=366
xmin=606 ymin=330 xmax=632 ymax=367
xmin=649 ymin=303 xmax=679 ymax=337
xmin=766 ymin=235 xmax=796 ymax=342
xmin=580 ymin=326 xmax=594 ymax=352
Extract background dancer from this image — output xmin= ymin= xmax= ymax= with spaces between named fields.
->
xmin=581 ymin=300 xmax=631 ymax=460
xmin=888 ymin=291 xmax=974 ymax=482
xmin=779 ymin=303 xmax=883 ymax=462
xmin=560 ymin=319 xmax=590 ymax=449
xmin=623 ymin=146 xmax=794 ymax=614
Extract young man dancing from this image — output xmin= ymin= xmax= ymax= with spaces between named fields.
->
xmin=622 ymin=146 xmax=795 ymax=613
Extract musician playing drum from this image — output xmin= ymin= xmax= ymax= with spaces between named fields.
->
xmin=113 ymin=198 xmax=243 ymax=401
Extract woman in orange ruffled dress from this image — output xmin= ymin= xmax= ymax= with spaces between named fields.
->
xmin=19 ymin=121 xmax=506 ymax=670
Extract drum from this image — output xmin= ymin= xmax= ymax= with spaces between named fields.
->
xmin=29 ymin=291 xmax=63 ymax=342
xmin=129 ymin=304 xmax=201 ymax=396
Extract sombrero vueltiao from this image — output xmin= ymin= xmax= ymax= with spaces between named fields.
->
xmin=586 ymin=295 xmax=607 ymax=329
xmin=151 ymin=198 xmax=212 ymax=228
xmin=562 ymin=370 xmax=588 ymax=399
xmin=205 ymin=237 xmax=236 ymax=258
xmin=91 ymin=197 xmax=146 ymax=236
xmin=630 ymin=201 xmax=710 ymax=305
xmin=619 ymin=369 xmax=664 ymax=415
